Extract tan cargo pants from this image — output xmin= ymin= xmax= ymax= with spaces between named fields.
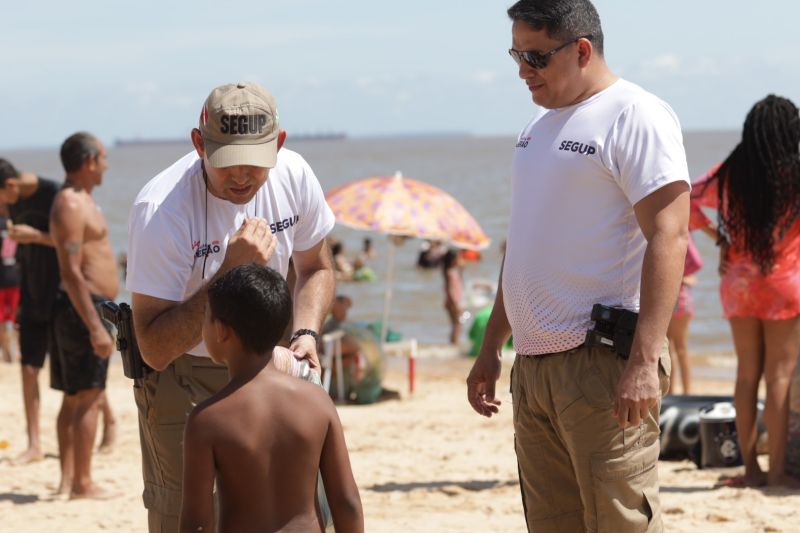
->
xmin=511 ymin=343 xmax=671 ymax=533
xmin=134 ymin=354 xmax=229 ymax=533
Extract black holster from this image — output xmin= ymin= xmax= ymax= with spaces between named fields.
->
xmin=97 ymin=300 xmax=151 ymax=379
xmin=584 ymin=304 xmax=638 ymax=359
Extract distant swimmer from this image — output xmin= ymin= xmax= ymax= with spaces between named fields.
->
xmin=666 ymin=235 xmax=703 ymax=394
xmin=180 ymin=264 xmax=363 ymax=533
xmin=442 ymin=249 xmax=464 ymax=345
xmin=49 ymin=132 xmax=120 ymax=499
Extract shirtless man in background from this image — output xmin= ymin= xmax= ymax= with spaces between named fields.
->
xmin=49 ymin=132 xmax=119 ymax=499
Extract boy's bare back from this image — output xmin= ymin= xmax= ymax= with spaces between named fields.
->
xmin=181 ymin=264 xmax=363 ymax=532
xmin=183 ymin=365 xmax=360 ymax=532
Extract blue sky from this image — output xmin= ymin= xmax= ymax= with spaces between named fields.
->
xmin=2 ymin=0 xmax=799 ymax=148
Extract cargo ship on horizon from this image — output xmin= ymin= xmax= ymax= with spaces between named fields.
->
xmin=115 ymin=131 xmax=347 ymax=147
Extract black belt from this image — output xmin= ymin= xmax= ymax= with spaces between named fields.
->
xmin=518 ymin=343 xmax=585 ymax=359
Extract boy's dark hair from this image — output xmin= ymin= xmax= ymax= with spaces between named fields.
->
xmin=0 ymin=158 xmax=20 ymax=187
xmin=507 ymin=0 xmax=604 ymax=56
xmin=208 ymin=264 xmax=292 ymax=354
xmin=60 ymin=132 xmax=99 ymax=173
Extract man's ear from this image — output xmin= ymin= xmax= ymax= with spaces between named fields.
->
xmin=577 ymin=37 xmax=593 ymax=68
xmin=84 ymin=154 xmax=98 ymax=174
xmin=191 ymin=128 xmax=205 ymax=159
xmin=277 ymin=129 xmax=287 ymax=151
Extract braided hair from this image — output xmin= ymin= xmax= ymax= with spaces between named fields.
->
xmin=715 ymin=95 xmax=800 ymax=273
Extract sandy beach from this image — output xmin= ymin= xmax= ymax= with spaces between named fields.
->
xmin=1 ymin=352 xmax=799 ymax=532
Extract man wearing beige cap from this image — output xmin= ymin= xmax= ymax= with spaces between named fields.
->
xmin=126 ymin=82 xmax=336 ymax=531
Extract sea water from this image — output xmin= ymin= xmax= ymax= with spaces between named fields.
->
xmin=2 ymin=131 xmax=739 ymax=353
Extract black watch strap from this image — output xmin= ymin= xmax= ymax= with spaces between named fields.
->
xmin=290 ymin=328 xmax=320 ymax=344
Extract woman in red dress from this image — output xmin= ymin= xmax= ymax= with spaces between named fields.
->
xmin=691 ymin=95 xmax=800 ymax=486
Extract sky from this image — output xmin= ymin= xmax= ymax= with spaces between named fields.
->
xmin=2 ymin=0 xmax=799 ymax=149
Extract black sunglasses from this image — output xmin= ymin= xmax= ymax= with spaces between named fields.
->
xmin=508 ymin=34 xmax=593 ymax=69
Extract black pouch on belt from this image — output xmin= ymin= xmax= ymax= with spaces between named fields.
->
xmin=584 ymin=303 xmax=639 ymax=359
xmin=97 ymin=300 xmax=151 ymax=379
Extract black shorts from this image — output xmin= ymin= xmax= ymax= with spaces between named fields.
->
xmin=50 ymin=292 xmax=110 ymax=395
xmin=19 ymin=317 xmax=51 ymax=368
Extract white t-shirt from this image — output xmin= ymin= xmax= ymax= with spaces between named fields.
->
xmin=126 ymin=149 xmax=335 ymax=357
xmin=503 ymin=79 xmax=690 ymax=355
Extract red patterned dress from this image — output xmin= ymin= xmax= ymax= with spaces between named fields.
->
xmin=690 ymin=166 xmax=800 ymax=320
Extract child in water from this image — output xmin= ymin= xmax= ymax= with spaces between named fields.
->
xmin=180 ymin=264 xmax=363 ymax=532
xmin=443 ymin=248 xmax=464 ymax=345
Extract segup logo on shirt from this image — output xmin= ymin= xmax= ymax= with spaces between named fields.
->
xmin=558 ymin=140 xmax=596 ymax=156
xmin=270 ymin=215 xmax=299 ymax=234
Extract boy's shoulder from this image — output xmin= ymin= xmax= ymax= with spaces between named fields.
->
xmin=184 ymin=394 xmax=228 ymax=449
xmin=186 ymin=388 xmax=231 ymax=429
xmin=268 ymin=368 xmax=337 ymax=412
xmin=189 ymin=367 xmax=335 ymax=424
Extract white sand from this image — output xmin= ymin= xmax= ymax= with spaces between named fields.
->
xmin=1 ymin=353 xmax=798 ymax=532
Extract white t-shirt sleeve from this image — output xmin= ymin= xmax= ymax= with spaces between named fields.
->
xmin=611 ymin=98 xmax=690 ymax=205
xmin=126 ymin=201 xmax=192 ymax=301
xmin=292 ymin=160 xmax=336 ymax=251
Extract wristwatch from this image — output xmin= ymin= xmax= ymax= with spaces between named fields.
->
xmin=290 ymin=328 xmax=320 ymax=344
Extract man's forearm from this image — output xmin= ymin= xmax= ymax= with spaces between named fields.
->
xmin=36 ymin=231 xmax=54 ymax=247
xmin=292 ymin=266 xmax=335 ymax=332
xmin=480 ymin=268 xmax=512 ymax=355
xmin=631 ymin=229 xmax=688 ymax=364
xmin=482 ymin=296 xmax=512 ymax=354
xmin=135 ymin=288 xmax=208 ymax=370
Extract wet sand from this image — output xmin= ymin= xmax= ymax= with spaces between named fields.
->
xmin=1 ymin=352 xmax=798 ymax=532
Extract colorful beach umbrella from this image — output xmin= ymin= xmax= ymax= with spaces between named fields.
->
xmin=326 ymin=172 xmax=490 ymax=345
xmin=325 ymin=172 xmax=490 ymax=251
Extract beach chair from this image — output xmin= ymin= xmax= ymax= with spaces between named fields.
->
xmin=321 ymin=330 xmax=346 ymax=401
xmin=381 ymin=338 xmax=418 ymax=394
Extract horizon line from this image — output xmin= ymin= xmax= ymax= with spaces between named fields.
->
xmin=0 ymin=128 xmax=740 ymax=152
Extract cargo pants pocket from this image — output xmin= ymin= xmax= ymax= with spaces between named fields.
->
xmin=590 ymin=435 xmax=661 ymax=533
xmin=139 ymin=366 xmax=193 ymax=518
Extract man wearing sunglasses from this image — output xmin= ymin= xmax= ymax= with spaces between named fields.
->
xmin=467 ymin=1 xmax=690 ymax=531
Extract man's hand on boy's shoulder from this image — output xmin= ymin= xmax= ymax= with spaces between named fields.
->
xmin=289 ymin=334 xmax=321 ymax=371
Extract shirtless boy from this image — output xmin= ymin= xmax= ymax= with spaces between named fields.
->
xmin=49 ymin=132 xmax=119 ymax=498
xmin=180 ymin=264 xmax=363 ymax=533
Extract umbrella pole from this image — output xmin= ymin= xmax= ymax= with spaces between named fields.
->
xmin=380 ymin=237 xmax=396 ymax=346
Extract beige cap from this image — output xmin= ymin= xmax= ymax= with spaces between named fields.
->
xmin=199 ymin=82 xmax=280 ymax=168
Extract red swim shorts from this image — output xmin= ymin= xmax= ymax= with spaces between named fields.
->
xmin=0 ymin=286 xmax=20 ymax=322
